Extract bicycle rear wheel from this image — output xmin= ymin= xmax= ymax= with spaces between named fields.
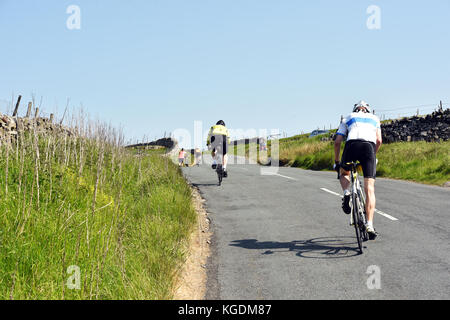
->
xmin=217 ymin=164 xmax=223 ymax=186
xmin=352 ymin=193 xmax=364 ymax=254
xmin=215 ymin=145 xmax=224 ymax=186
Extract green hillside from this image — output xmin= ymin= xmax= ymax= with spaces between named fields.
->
xmin=235 ymin=132 xmax=450 ymax=186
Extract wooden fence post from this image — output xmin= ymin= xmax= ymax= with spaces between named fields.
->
xmin=26 ymin=102 xmax=32 ymax=118
xmin=13 ymin=95 xmax=22 ymax=117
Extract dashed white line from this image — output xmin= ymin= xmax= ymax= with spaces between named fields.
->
xmin=320 ymin=188 xmax=343 ymax=198
xmin=274 ymin=173 xmax=298 ymax=181
xmin=320 ymin=188 xmax=399 ymax=221
xmin=261 ymin=172 xmax=298 ymax=181
xmin=374 ymin=209 xmax=398 ymax=221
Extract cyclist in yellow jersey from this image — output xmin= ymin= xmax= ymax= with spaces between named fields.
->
xmin=207 ymin=120 xmax=230 ymax=177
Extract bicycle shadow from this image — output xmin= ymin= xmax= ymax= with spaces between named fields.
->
xmin=230 ymin=237 xmax=362 ymax=259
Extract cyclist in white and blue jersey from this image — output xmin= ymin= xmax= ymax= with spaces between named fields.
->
xmin=334 ymin=101 xmax=383 ymax=240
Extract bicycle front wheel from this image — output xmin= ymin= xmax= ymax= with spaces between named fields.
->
xmin=352 ymin=193 xmax=364 ymax=254
xmin=357 ymin=188 xmax=369 ymax=242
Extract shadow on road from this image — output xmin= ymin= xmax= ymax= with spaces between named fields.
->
xmin=192 ymin=183 xmax=219 ymax=187
xmin=230 ymin=237 xmax=362 ymax=259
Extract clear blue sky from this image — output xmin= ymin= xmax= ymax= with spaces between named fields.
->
xmin=1 ymin=0 xmax=449 ymax=148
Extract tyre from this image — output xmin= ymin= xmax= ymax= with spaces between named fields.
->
xmin=357 ymin=189 xmax=369 ymax=242
xmin=217 ymin=164 xmax=223 ymax=186
xmin=352 ymin=194 xmax=364 ymax=254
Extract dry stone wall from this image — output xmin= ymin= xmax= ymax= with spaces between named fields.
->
xmin=126 ymin=137 xmax=176 ymax=149
xmin=381 ymin=109 xmax=449 ymax=143
xmin=0 ymin=113 xmax=73 ymax=144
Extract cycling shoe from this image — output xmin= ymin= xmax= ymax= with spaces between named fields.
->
xmin=367 ymin=227 xmax=378 ymax=240
xmin=342 ymin=194 xmax=351 ymax=215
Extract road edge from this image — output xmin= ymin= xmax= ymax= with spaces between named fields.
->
xmin=173 ymin=184 xmax=212 ymax=300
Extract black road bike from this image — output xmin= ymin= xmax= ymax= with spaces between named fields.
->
xmin=339 ymin=162 xmax=369 ymax=254
xmin=214 ymin=145 xmax=225 ymax=186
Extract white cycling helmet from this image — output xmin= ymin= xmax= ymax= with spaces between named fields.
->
xmin=353 ymin=100 xmax=371 ymax=113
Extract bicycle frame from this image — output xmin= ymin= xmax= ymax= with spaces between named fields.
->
xmin=213 ymin=146 xmax=224 ymax=186
xmin=350 ymin=166 xmax=361 ymax=225
xmin=337 ymin=162 xmax=368 ymax=253
xmin=349 ymin=164 xmax=366 ymax=220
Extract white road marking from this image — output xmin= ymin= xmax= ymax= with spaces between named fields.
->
xmin=320 ymin=188 xmax=399 ymax=221
xmin=374 ymin=209 xmax=398 ymax=221
xmin=261 ymin=172 xmax=298 ymax=181
xmin=274 ymin=173 xmax=298 ymax=181
xmin=320 ymin=188 xmax=343 ymax=198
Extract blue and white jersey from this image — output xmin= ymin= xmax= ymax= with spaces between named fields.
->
xmin=336 ymin=112 xmax=381 ymax=144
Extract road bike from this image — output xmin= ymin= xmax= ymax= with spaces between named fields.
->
xmin=339 ymin=162 xmax=369 ymax=254
xmin=213 ymin=145 xmax=224 ymax=186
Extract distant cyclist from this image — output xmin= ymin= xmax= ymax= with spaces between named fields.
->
xmin=334 ymin=101 xmax=383 ymax=240
xmin=178 ymin=148 xmax=187 ymax=167
xmin=207 ymin=120 xmax=230 ymax=177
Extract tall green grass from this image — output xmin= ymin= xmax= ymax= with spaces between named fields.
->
xmin=0 ymin=120 xmax=196 ymax=299
xmin=234 ymin=132 xmax=450 ymax=185
xmin=376 ymin=141 xmax=450 ymax=185
xmin=279 ymin=133 xmax=449 ymax=185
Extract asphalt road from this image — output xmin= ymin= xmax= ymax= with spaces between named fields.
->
xmin=182 ymin=156 xmax=450 ymax=300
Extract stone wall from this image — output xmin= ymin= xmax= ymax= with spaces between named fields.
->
xmin=0 ymin=113 xmax=73 ymax=144
xmin=381 ymin=109 xmax=449 ymax=143
xmin=126 ymin=137 xmax=177 ymax=151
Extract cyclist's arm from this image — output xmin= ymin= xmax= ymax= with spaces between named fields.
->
xmin=375 ymin=128 xmax=382 ymax=153
xmin=334 ymin=134 xmax=344 ymax=162
xmin=334 ymin=120 xmax=348 ymax=163
xmin=206 ymin=128 xmax=213 ymax=146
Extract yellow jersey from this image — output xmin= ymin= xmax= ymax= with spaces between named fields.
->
xmin=207 ymin=125 xmax=230 ymax=145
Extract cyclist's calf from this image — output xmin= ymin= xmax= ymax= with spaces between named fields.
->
xmin=339 ymin=168 xmax=351 ymax=191
xmin=364 ymin=178 xmax=376 ymax=223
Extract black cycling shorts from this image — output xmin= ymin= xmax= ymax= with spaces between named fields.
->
xmin=210 ymin=135 xmax=228 ymax=155
xmin=341 ymin=139 xmax=377 ymax=179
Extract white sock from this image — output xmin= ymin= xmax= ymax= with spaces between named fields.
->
xmin=213 ymin=160 xmax=217 ymax=165
xmin=367 ymin=220 xmax=374 ymax=229
xmin=344 ymin=189 xmax=351 ymax=196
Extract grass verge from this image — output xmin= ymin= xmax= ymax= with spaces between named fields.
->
xmin=0 ymin=126 xmax=196 ymax=299
xmin=234 ymin=132 xmax=450 ymax=186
